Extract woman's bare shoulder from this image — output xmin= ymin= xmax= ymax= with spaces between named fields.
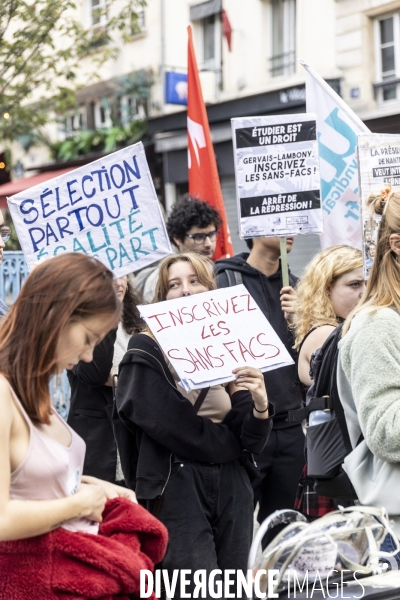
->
xmin=300 ymin=325 xmax=336 ymax=359
xmin=0 ymin=377 xmax=15 ymax=430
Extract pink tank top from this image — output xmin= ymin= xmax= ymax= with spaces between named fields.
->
xmin=7 ymin=378 xmax=98 ymax=534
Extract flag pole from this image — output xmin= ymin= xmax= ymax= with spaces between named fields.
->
xmin=280 ymin=237 xmax=289 ymax=288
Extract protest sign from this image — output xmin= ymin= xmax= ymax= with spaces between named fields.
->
xmin=7 ymin=142 xmax=172 ymax=277
xmin=231 ymin=113 xmax=323 ymax=239
xmin=358 ymin=133 xmax=400 ymax=277
xmin=301 ymin=59 xmax=368 ymax=250
xmin=138 ymin=284 xmax=294 ymax=391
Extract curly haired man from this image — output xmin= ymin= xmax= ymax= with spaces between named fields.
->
xmin=134 ymin=196 xmax=222 ymax=301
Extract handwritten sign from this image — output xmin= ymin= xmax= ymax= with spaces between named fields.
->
xmin=231 ymin=114 xmax=323 ymax=238
xmin=358 ymin=133 xmax=400 ymax=278
xmin=7 ymin=142 xmax=172 ymax=277
xmin=139 ymin=285 xmax=294 ymax=391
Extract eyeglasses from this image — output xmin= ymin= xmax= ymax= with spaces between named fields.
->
xmin=0 ymin=226 xmax=11 ymax=243
xmin=185 ymin=230 xmax=220 ymax=244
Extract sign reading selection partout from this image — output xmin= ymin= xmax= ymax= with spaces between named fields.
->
xmin=7 ymin=142 xmax=171 ymax=277
xmin=232 ymin=113 xmax=323 ymax=238
xmin=139 ymin=285 xmax=294 ymax=392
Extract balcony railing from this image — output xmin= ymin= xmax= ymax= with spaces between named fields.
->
xmin=0 ymin=251 xmax=71 ymax=417
xmin=269 ymin=50 xmax=296 ymax=77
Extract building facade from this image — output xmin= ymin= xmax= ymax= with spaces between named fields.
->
xmin=4 ymin=0 xmax=400 ymax=274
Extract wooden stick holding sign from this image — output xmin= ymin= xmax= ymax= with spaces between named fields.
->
xmin=279 ymin=237 xmax=289 ymax=288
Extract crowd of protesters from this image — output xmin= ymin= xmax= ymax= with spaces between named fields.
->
xmin=1 ymin=185 xmax=400 ymax=597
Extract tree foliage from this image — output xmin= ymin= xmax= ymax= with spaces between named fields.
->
xmin=0 ymin=0 xmax=146 ymax=141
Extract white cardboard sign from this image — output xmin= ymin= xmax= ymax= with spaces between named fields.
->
xmin=7 ymin=142 xmax=172 ymax=277
xmin=138 ymin=285 xmax=294 ymax=391
xmin=358 ymin=133 xmax=400 ymax=277
xmin=231 ymin=113 xmax=323 ymax=238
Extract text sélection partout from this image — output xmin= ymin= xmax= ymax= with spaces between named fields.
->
xmin=7 ymin=142 xmax=172 ymax=278
xmin=232 ymin=114 xmax=323 ymax=239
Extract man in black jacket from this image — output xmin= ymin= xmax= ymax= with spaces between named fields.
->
xmin=216 ymin=236 xmax=304 ymax=546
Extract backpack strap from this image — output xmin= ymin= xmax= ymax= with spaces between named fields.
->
xmin=313 ymin=324 xmax=343 ymax=398
xmin=288 ymin=395 xmax=335 ymax=422
xmin=317 ymin=323 xmax=353 ymax=454
xmin=224 ymin=269 xmax=243 ymax=287
xmin=193 ymin=387 xmax=210 ymax=413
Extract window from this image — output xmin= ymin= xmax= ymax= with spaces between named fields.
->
xmin=375 ymin=13 xmax=400 ymax=102
xmin=269 ymin=0 xmax=296 ymax=78
xmin=63 ymin=107 xmax=87 ymax=137
xmin=203 ymin=15 xmax=215 ymax=63
xmin=127 ymin=7 xmax=146 ymax=36
xmin=117 ymin=95 xmax=137 ymax=125
xmin=200 ymin=14 xmax=221 ymax=70
xmin=94 ymin=99 xmax=112 ymax=129
xmin=136 ymin=7 xmax=145 ymax=32
xmin=91 ymin=0 xmax=107 ymax=31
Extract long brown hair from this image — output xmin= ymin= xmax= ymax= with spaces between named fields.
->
xmin=153 ymin=252 xmax=216 ymax=302
xmin=121 ymin=280 xmax=143 ymax=334
xmin=0 ymin=253 xmax=120 ymax=423
xmin=343 ymin=185 xmax=400 ymax=334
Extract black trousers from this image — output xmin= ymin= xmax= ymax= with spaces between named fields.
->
xmin=146 ymin=459 xmax=254 ymax=600
xmin=254 ymin=425 xmax=305 ymax=548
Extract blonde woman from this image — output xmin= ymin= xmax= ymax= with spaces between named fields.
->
xmin=293 ymin=245 xmax=364 ymax=388
xmin=339 ymin=185 xmax=400 ymax=554
xmin=115 ymin=252 xmax=273 ymax=598
xmin=291 ymin=245 xmax=364 ymax=519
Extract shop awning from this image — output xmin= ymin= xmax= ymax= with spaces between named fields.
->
xmin=0 ymin=167 xmax=75 ymax=209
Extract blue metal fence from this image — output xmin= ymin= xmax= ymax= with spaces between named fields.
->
xmin=0 ymin=251 xmax=29 ymax=303
xmin=0 ymin=251 xmax=71 ymax=416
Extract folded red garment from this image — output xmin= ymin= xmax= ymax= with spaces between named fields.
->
xmin=0 ymin=497 xmax=168 ymax=600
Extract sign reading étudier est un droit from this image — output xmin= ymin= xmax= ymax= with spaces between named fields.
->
xmin=7 ymin=142 xmax=171 ymax=277
xmin=231 ymin=113 xmax=323 ymax=239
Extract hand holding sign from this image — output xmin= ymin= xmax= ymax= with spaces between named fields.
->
xmin=138 ymin=285 xmax=294 ymax=391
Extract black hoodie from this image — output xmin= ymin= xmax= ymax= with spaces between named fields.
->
xmin=114 ymin=333 xmax=274 ymax=499
xmin=215 ymin=252 xmax=300 ymax=428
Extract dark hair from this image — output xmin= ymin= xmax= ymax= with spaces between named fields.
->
xmin=122 ymin=281 xmax=143 ymax=335
xmin=245 ymin=238 xmax=253 ymax=250
xmin=166 ymin=195 xmax=222 ymax=245
xmin=0 ymin=253 xmax=120 ymax=424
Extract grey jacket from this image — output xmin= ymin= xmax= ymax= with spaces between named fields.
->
xmin=339 ymin=308 xmax=400 ymax=464
xmin=338 ymin=308 xmax=400 ymax=534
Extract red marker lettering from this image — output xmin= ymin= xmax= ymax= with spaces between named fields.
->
xmin=223 ymin=341 xmax=238 ymax=362
xmin=231 ymin=296 xmax=244 ymax=314
xmin=241 ymin=293 xmax=257 ymax=311
xmin=167 ymin=349 xmax=196 ymax=374
xmin=257 ymin=333 xmax=280 ymax=359
xmin=148 ymin=313 xmax=171 ymax=332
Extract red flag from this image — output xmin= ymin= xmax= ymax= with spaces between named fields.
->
xmin=187 ymin=25 xmax=234 ymax=260
xmin=221 ymin=9 xmax=233 ymax=52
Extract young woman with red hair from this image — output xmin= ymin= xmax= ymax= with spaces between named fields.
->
xmin=0 ymin=253 xmax=167 ymax=599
